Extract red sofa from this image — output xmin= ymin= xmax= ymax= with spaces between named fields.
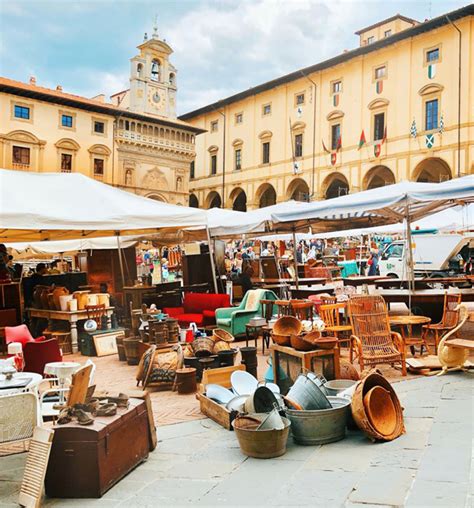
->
xmin=164 ymin=293 xmax=231 ymax=327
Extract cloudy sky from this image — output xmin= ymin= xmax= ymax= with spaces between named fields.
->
xmin=0 ymin=0 xmax=467 ymax=115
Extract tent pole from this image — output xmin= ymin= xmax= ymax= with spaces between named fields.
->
xmin=116 ymin=235 xmax=126 ymax=289
xmin=359 ymin=235 xmax=364 ymax=275
xmin=405 ymin=200 xmax=414 ymax=314
xmin=292 ymin=230 xmax=299 ymax=290
xmin=206 ymin=227 xmax=219 ymax=293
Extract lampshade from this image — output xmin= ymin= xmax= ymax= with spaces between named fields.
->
xmin=7 ymin=342 xmax=23 ymax=355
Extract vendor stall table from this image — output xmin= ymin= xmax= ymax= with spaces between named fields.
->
xmin=342 ymin=275 xmax=391 ymax=287
xmin=375 ymin=277 xmax=471 ymax=290
xmin=389 ymin=315 xmax=431 ymax=356
xmin=271 ymin=344 xmax=340 ymax=393
xmin=27 ymin=307 xmax=114 ymax=353
xmin=338 ymin=260 xmax=359 ymax=278
xmin=290 ymin=285 xmax=336 ymax=299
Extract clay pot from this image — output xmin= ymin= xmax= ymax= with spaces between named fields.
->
xmin=52 ymin=287 xmax=69 ymax=310
xmin=33 ymin=286 xmax=49 ymax=309
xmin=47 ymin=293 xmax=55 ymax=310
xmin=40 ymin=287 xmax=52 ymax=309
xmin=363 ymin=386 xmax=397 ymax=437
xmin=73 ymin=291 xmax=90 ymax=310
xmin=339 ymin=359 xmax=361 ymax=381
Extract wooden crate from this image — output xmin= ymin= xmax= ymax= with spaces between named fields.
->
xmin=196 ymin=392 xmax=238 ymax=431
xmin=199 ymin=364 xmax=245 ymax=393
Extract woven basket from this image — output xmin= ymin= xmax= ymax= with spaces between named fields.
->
xmin=212 ymin=328 xmax=234 ymax=343
xmin=166 ymin=319 xmax=180 ymax=343
xmin=351 ymin=370 xmax=404 ymax=442
xmin=213 ymin=340 xmax=231 ymax=353
xmin=192 ymin=337 xmax=214 ymax=357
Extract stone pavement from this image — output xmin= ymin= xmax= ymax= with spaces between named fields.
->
xmin=1 ymin=372 xmax=472 ymax=507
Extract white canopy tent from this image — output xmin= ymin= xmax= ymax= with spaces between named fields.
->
xmin=0 ymin=169 xmax=207 ymax=242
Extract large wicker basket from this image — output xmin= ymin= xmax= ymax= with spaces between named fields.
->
xmin=192 ymin=337 xmax=214 ymax=357
xmin=212 ymin=328 xmax=234 ymax=343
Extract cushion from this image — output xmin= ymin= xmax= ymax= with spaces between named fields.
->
xmin=184 ymin=293 xmax=230 ymax=314
xmin=175 ymin=313 xmax=204 ymax=326
xmin=163 ymin=307 xmax=184 ymax=318
xmin=202 ymin=309 xmax=217 ymax=325
xmin=216 ymin=318 xmax=232 ymax=327
xmin=5 ymin=324 xmax=35 ymax=346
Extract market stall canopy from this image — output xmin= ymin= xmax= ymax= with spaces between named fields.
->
xmin=0 ymin=169 xmax=207 ymax=242
xmin=270 ymin=177 xmax=474 ymax=233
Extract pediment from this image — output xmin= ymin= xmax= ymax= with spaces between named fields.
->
xmin=291 ymin=121 xmax=306 ymax=131
xmin=88 ymin=144 xmax=111 ymax=156
xmin=368 ymin=98 xmax=389 ymax=110
xmin=56 ymin=138 xmax=80 ymax=151
xmin=232 ymin=138 xmax=243 ymax=147
xmin=258 ymin=130 xmax=273 ymax=140
xmin=418 ymin=83 xmax=444 ymax=96
xmin=326 ymin=110 xmax=344 ymax=121
xmin=5 ymin=130 xmax=42 ymax=144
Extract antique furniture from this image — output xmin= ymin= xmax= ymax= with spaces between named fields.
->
xmin=275 ymin=300 xmax=292 ymax=317
xmin=348 ymin=295 xmax=407 ymax=376
xmin=45 ymin=399 xmax=150 ymax=498
xmin=79 ymin=328 xmax=124 ymax=357
xmin=27 ymin=306 xmax=114 ymax=353
xmin=215 ymin=289 xmax=277 ymax=336
xmin=389 ymin=315 xmax=431 ymax=355
xmin=319 ymin=303 xmax=352 ymax=348
xmin=164 ymin=292 xmax=231 ymax=327
xmin=5 ymin=324 xmax=36 ymax=347
xmin=23 ymin=339 xmax=63 ymax=376
xmin=260 ymin=299 xmax=275 ymax=354
xmin=0 ymin=371 xmax=43 ymax=396
xmin=290 ymin=300 xmax=314 ymax=321
xmin=422 ymin=292 xmax=462 ymax=353
xmin=271 ymin=344 xmax=340 ymax=392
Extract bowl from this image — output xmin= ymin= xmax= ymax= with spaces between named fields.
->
xmin=313 ymin=336 xmax=338 ymax=350
xmin=363 ymin=386 xmax=397 ymax=437
xmin=290 ymin=334 xmax=316 ymax=352
xmin=206 ymin=384 xmax=234 ymax=404
xmin=226 ymin=395 xmax=248 ymax=412
xmin=231 ymin=370 xmax=258 ymax=395
xmin=273 ymin=316 xmax=303 ymax=336
xmin=323 ymin=379 xmax=357 ymax=396
xmin=271 ymin=332 xmax=291 ymax=347
xmin=212 ymin=328 xmax=234 ymax=343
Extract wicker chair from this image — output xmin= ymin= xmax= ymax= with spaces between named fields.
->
xmin=422 ymin=293 xmax=462 ymax=354
xmin=348 ymin=295 xmax=407 ymax=376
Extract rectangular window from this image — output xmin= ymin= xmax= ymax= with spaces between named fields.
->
xmin=94 ymin=121 xmax=105 ymax=133
xmin=425 ymin=99 xmax=439 ymax=131
xmin=12 ymin=146 xmax=30 ymax=165
xmin=14 ymin=105 xmax=30 ymax=119
xmin=61 ymin=114 xmax=73 ymax=128
xmin=61 ymin=153 xmax=72 ymax=172
xmin=210 ymin=120 xmax=218 ymax=132
xmin=190 ymin=161 xmax=195 ymax=179
xmin=331 ymin=124 xmax=341 ymax=150
xmin=367 ymin=36 xmax=375 ymax=44
xmin=262 ymin=142 xmax=270 ymax=164
xmin=235 ymin=148 xmax=242 ymax=170
xmin=296 ymin=93 xmax=305 ymax=106
xmin=426 ymin=48 xmax=439 ymax=63
xmin=332 ymin=81 xmax=342 ymax=94
xmin=374 ymin=66 xmax=386 ymax=79
xmin=384 ymin=30 xmax=392 ymax=38
xmin=262 ymin=103 xmax=271 ymax=116
xmin=93 ymin=158 xmax=104 ymax=176
xmin=294 ymin=133 xmax=303 ymax=157
xmin=235 ymin=113 xmax=243 ymax=124
xmin=373 ymin=112 xmax=385 ymax=141
xmin=210 ymin=154 xmax=217 ymax=175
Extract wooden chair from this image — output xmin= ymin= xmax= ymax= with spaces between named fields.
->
xmin=422 ymin=293 xmax=462 ymax=353
xmin=260 ymin=299 xmax=275 ymax=354
xmin=290 ymin=300 xmax=314 ymax=321
xmin=85 ymin=304 xmax=106 ymax=330
xmin=348 ymin=295 xmax=406 ymax=376
xmin=275 ymin=300 xmax=292 ymax=317
xmin=319 ymin=303 xmax=352 ymax=349
xmin=320 ymin=295 xmax=337 ymax=305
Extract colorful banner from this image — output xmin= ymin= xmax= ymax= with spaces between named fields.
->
xmin=358 ymin=130 xmax=366 ymax=150
xmin=331 ymin=153 xmax=337 ymax=166
xmin=425 ymin=133 xmax=435 ymax=149
xmin=374 ymin=144 xmax=381 ymax=157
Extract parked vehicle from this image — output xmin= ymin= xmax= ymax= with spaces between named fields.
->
xmin=378 ymin=233 xmax=473 ymax=279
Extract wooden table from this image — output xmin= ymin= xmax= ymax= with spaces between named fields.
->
xmin=28 ymin=307 xmax=114 ymax=353
xmin=290 ymin=285 xmax=336 ymax=299
xmin=389 ymin=315 xmax=431 ymax=356
xmin=379 ymin=289 xmax=474 ymax=304
xmin=271 ymin=344 xmax=340 ymax=392
xmin=376 ymin=277 xmax=471 ymax=290
xmin=122 ymin=286 xmax=155 ymax=316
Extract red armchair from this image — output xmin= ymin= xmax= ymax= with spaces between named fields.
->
xmin=164 ymin=293 xmax=231 ymax=327
xmin=5 ymin=324 xmax=46 ymax=352
xmin=23 ymin=339 xmax=62 ymax=375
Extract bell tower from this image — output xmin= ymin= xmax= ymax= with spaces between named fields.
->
xmin=129 ymin=19 xmax=177 ymax=118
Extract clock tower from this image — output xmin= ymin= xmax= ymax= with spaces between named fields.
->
xmin=129 ymin=21 xmax=177 ymax=118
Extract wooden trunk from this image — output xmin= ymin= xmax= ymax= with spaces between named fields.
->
xmin=45 ymin=399 xmax=149 ymax=498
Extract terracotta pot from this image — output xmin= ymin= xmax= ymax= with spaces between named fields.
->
xmin=33 ymin=286 xmax=50 ymax=309
xmin=363 ymin=386 xmax=397 ymax=437
xmin=40 ymin=287 xmax=52 ymax=309
xmin=52 ymin=287 xmax=69 ymax=310
xmin=339 ymin=359 xmax=361 ymax=381
xmin=73 ymin=291 xmax=90 ymax=310
xmin=47 ymin=293 xmax=55 ymax=310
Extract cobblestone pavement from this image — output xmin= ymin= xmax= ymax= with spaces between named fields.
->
xmin=1 ymin=372 xmax=472 ymax=507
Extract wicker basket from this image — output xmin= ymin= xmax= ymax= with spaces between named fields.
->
xmin=351 ymin=370 xmax=404 ymax=442
xmin=166 ymin=319 xmax=180 ymax=343
xmin=213 ymin=340 xmax=232 ymax=353
xmin=192 ymin=337 xmax=214 ymax=357
xmin=212 ymin=328 xmax=234 ymax=343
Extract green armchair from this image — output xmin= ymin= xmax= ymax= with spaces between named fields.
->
xmin=215 ymin=289 xmax=277 ymax=336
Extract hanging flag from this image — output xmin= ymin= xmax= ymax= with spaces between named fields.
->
xmin=425 ymin=133 xmax=435 ymax=149
xmin=381 ymin=126 xmax=387 ymax=145
xmin=410 ymin=119 xmax=417 ymax=138
xmin=438 ymin=114 xmax=444 ymax=135
xmin=358 ymin=130 xmax=366 ymax=150
xmin=428 ymin=64 xmax=436 ymax=79
xmin=336 ymin=135 xmax=342 ymax=152
xmin=376 ymin=80 xmax=383 ymax=94
xmin=374 ymin=144 xmax=381 ymax=157
xmin=322 ymin=139 xmax=331 ymax=154
xmin=333 ymin=94 xmax=339 ymax=107
xmin=331 ymin=153 xmax=337 ymax=166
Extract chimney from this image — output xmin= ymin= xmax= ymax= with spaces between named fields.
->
xmin=56 ymin=85 xmax=63 ymax=91
xmin=29 ymin=76 xmax=36 ymax=85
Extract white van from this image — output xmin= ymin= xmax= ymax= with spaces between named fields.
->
xmin=378 ymin=233 xmax=473 ymax=279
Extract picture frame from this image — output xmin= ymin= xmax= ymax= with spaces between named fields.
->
xmin=92 ymin=330 xmax=123 ymax=357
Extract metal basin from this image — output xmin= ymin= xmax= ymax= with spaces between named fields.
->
xmin=287 ymin=374 xmax=332 ymax=410
xmin=286 ymin=396 xmax=350 ymax=445
xmin=323 ymin=379 xmax=357 ymax=396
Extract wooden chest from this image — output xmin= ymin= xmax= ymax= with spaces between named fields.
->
xmin=45 ymin=398 xmax=149 ymax=498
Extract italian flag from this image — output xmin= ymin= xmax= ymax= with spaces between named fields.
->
xmin=358 ymin=130 xmax=366 ymax=150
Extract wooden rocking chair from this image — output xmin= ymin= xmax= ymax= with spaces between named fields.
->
xmin=348 ymin=295 xmax=407 ymax=376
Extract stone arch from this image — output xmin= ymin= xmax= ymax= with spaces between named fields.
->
xmin=362 ymin=165 xmax=396 ymax=190
xmin=287 ymin=178 xmax=310 ymax=201
xmin=412 ymin=157 xmax=452 ymax=183
xmin=230 ymin=187 xmax=247 ymax=212
xmin=146 ymin=193 xmax=167 ymax=202
xmin=189 ymin=193 xmax=199 ymax=208
xmin=321 ymin=172 xmax=349 ymax=199
xmin=256 ymin=182 xmax=277 ymax=208
xmin=205 ymin=191 xmax=222 ymax=209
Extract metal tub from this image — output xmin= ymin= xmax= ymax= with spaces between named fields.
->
xmin=286 ymin=396 xmax=351 ymax=445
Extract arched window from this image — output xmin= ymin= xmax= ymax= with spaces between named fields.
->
xmin=137 ymin=63 xmax=143 ymax=78
xmin=151 ymin=59 xmax=161 ymax=82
